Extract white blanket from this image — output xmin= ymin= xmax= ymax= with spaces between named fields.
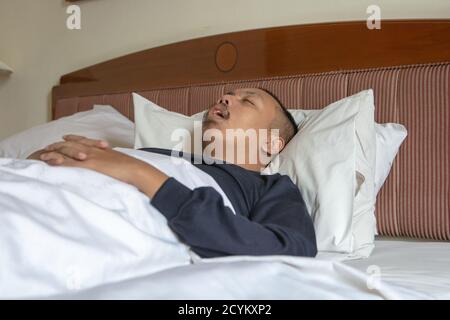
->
xmin=0 ymin=148 xmax=233 ymax=299
xmin=0 ymin=149 xmax=416 ymax=299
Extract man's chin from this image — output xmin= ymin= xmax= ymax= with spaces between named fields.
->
xmin=202 ymin=119 xmax=221 ymax=131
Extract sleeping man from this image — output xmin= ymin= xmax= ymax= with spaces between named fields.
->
xmin=28 ymin=88 xmax=317 ymax=258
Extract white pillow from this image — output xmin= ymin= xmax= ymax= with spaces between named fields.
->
xmin=133 ymin=93 xmax=204 ymax=151
xmin=373 ymin=123 xmax=407 ymax=195
xmin=0 ymin=105 xmax=134 ymax=159
xmin=265 ymin=90 xmax=377 ymax=258
xmin=288 ymin=110 xmax=407 ymax=197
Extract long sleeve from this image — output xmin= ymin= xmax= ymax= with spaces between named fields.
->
xmin=150 ymin=176 xmax=317 ymax=258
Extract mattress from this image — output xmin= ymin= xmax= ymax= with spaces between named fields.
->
xmin=53 ymin=237 xmax=450 ymax=300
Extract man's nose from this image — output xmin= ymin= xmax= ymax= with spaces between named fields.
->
xmin=218 ymin=95 xmax=232 ymax=106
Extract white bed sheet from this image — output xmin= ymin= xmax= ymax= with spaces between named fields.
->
xmin=53 ymin=237 xmax=450 ymax=300
xmin=344 ymin=237 xmax=450 ymax=299
xmin=54 ymin=239 xmax=450 ymax=299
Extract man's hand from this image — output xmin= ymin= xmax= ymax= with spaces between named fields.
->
xmin=39 ymin=135 xmax=168 ymax=198
xmin=26 ymin=135 xmax=109 ymax=161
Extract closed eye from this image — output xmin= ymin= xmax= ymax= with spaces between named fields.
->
xmin=243 ymin=98 xmax=255 ymax=106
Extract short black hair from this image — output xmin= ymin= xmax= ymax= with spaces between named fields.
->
xmin=258 ymin=88 xmax=298 ymax=145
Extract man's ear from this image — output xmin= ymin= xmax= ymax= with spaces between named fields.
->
xmin=261 ymin=132 xmax=285 ymax=156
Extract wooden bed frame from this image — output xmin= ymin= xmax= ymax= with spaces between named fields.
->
xmin=52 ymin=19 xmax=450 ymax=119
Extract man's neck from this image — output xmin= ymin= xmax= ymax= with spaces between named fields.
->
xmin=200 ymin=143 xmax=266 ymax=172
xmin=235 ymin=162 xmax=263 ymax=173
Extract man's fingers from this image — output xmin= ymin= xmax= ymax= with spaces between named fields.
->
xmin=63 ymin=135 xmax=109 ymax=149
xmin=62 ymin=134 xmax=86 ymax=141
xmin=44 ymin=141 xmax=89 ymax=160
xmin=52 ymin=146 xmax=87 ymax=160
xmin=40 ymin=151 xmax=65 ymax=163
xmin=44 ymin=154 xmax=78 ymax=167
xmin=45 ymin=141 xmax=65 ymax=151
xmin=46 ymin=157 xmax=64 ymax=166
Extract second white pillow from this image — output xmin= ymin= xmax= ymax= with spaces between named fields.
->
xmin=265 ymin=90 xmax=377 ymax=258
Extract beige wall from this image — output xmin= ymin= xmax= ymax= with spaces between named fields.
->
xmin=0 ymin=0 xmax=449 ymax=140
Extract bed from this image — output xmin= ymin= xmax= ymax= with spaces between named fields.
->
xmin=2 ymin=20 xmax=450 ymax=299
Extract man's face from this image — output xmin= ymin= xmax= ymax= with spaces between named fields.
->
xmin=201 ymin=88 xmax=281 ymax=166
xmin=202 ymin=88 xmax=277 ymax=134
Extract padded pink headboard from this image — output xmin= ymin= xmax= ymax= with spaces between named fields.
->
xmin=54 ymin=62 xmax=450 ymax=241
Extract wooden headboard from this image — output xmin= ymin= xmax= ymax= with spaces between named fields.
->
xmin=52 ymin=19 xmax=450 ymax=118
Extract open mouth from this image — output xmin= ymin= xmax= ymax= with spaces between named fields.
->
xmin=210 ymin=105 xmax=230 ymax=120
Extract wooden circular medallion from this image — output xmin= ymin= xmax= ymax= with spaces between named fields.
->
xmin=215 ymin=42 xmax=238 ymax=72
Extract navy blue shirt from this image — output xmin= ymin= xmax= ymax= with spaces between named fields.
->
xmin=140 ymin=148 xmax=317 ymax=259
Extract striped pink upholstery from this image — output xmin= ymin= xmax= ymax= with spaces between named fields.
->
xmin=396 ymin=65 xmax=449 ymax=240
xmin=300 ymin=73 xmax=348 ymax=108
xmin=189 ymin=85 xmax=225 ymax=114
xmin=158 ymin=88 xmax=190 ymax=115
xmin=54 ymin=62 xmax=450 ymax=240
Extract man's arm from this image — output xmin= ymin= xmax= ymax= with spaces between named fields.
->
xmin=151 ymin=175 xmax=317 ymax=258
